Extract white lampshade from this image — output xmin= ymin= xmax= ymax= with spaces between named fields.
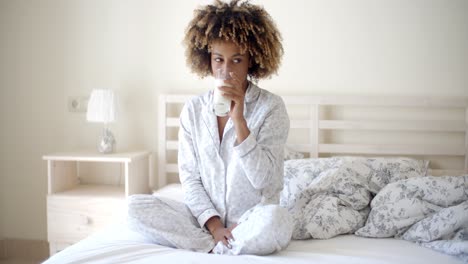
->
xmin=87 ymin=89 xmax=116 ymax=123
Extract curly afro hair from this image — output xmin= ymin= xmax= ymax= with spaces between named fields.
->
xmin=183 ymin=0 xmax=283 ymax=80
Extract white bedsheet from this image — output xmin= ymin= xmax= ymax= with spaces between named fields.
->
xmin=43 ymin=184 xmax=463 ymax=264
xmin=44 ymin=221 xmax=463 ymax=264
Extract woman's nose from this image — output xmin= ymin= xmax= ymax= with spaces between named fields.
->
xmin=219 ymin=65 xmax=232 ymax=75
xmin=223 ymin=63 xmax=233 ymax=73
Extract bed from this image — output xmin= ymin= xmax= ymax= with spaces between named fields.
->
xmin=44 ymin=94 xmax=468 ymax=264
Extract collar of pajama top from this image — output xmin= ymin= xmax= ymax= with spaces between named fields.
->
xmin=178 ymin=81 xmax=289 ymax=228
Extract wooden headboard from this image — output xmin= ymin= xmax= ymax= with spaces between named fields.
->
xmin=157 ymin=94 xmax=468 ymax=188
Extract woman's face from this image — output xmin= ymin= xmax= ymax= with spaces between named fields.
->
xmin=210 ymin=40 xmax=250 ymax=85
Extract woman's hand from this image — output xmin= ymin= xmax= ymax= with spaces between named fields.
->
xmin=211 ymin=226 xmax=234 ymax=248
xmin=205 ymin=217 xmax=237 ymax=248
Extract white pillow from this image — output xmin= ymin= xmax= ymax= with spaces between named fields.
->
xmin=283 ymin=146 xmax=304 ymax=160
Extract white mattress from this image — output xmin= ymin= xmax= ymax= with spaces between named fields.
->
xmin=43 ymin=184 xmax=463 ymax=264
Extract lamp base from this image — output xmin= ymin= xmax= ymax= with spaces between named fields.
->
xmin=98 ymin=127 xmax=115 ymax=154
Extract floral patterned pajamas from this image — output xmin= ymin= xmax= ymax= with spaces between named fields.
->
xmin=128 ymin=83 xmax=292 ymax=255
xmin=128 ymin=195 xmax=293 ymax=255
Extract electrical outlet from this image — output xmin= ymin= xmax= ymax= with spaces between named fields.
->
xmin=68 ymin=96 xmax=89 ymax=113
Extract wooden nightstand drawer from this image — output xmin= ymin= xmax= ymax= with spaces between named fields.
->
xmin=47 ymin=187 xmax=126 ymax=242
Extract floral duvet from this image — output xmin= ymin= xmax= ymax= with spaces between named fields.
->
xmin=280 ymin=157 xmax=467 ymax=261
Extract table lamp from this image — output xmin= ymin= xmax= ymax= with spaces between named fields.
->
xmin=86 ymin=89 xmax=116 ymax=153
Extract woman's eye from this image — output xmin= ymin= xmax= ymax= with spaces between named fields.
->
xmin=214 ymin=58 xmax=223 ymax=63
xmin=233 ymin=59 xmax=241 ymax=63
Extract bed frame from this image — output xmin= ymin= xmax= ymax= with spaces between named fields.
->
xmin=157 ymin=94 xmax=468 ymax=188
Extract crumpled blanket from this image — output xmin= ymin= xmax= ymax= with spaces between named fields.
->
xmin=280 ymin=156 xmax=467 ymax=261
xmin=280 ymin=157 xmax=429 ymax=239
xmin=355 ymin=176 xmax=468 ymax=262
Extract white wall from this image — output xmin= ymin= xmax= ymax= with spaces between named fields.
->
xmin=264 ymin=0 xmax=468 ymax=95
xmin=0 ymin=0 xmax=467 ymax=241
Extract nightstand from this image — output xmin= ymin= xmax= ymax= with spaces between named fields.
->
xmin=43 ymin=151 xmax=152 ymax=255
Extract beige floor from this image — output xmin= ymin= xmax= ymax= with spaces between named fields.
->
xmin=0 ymin=259 xmax=42 ymax=264
xmin=0 ymin=238 xmax=49 ymax=264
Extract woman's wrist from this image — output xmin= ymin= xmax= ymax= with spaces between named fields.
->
xmin=205 ymin=216 xmax=223 ymax=234
xmin=233 ymin=117 xmax=250 ymax=145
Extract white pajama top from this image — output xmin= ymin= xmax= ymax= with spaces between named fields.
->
xmin=178 ymin=82 xmax=290 ymax=228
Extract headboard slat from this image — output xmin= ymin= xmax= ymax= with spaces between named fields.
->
xmin=309 ymin=104 xmax=319 ymax=158
xmin=319 ymin=144 xmax=465 ymax=156
xmin=319 ymin=120 xmax=464 ymax=132
xmin=158 ymin=95 xmax=167 ymax=188
xmin=464 ymin=107 xmax=468 ymax=171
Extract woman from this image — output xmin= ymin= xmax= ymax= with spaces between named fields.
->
xmin=128 ymin=0 xmax=292 ymax=255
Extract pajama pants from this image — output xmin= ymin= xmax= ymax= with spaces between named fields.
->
xmin=127 ymin=195 xmax=293 ymax=255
